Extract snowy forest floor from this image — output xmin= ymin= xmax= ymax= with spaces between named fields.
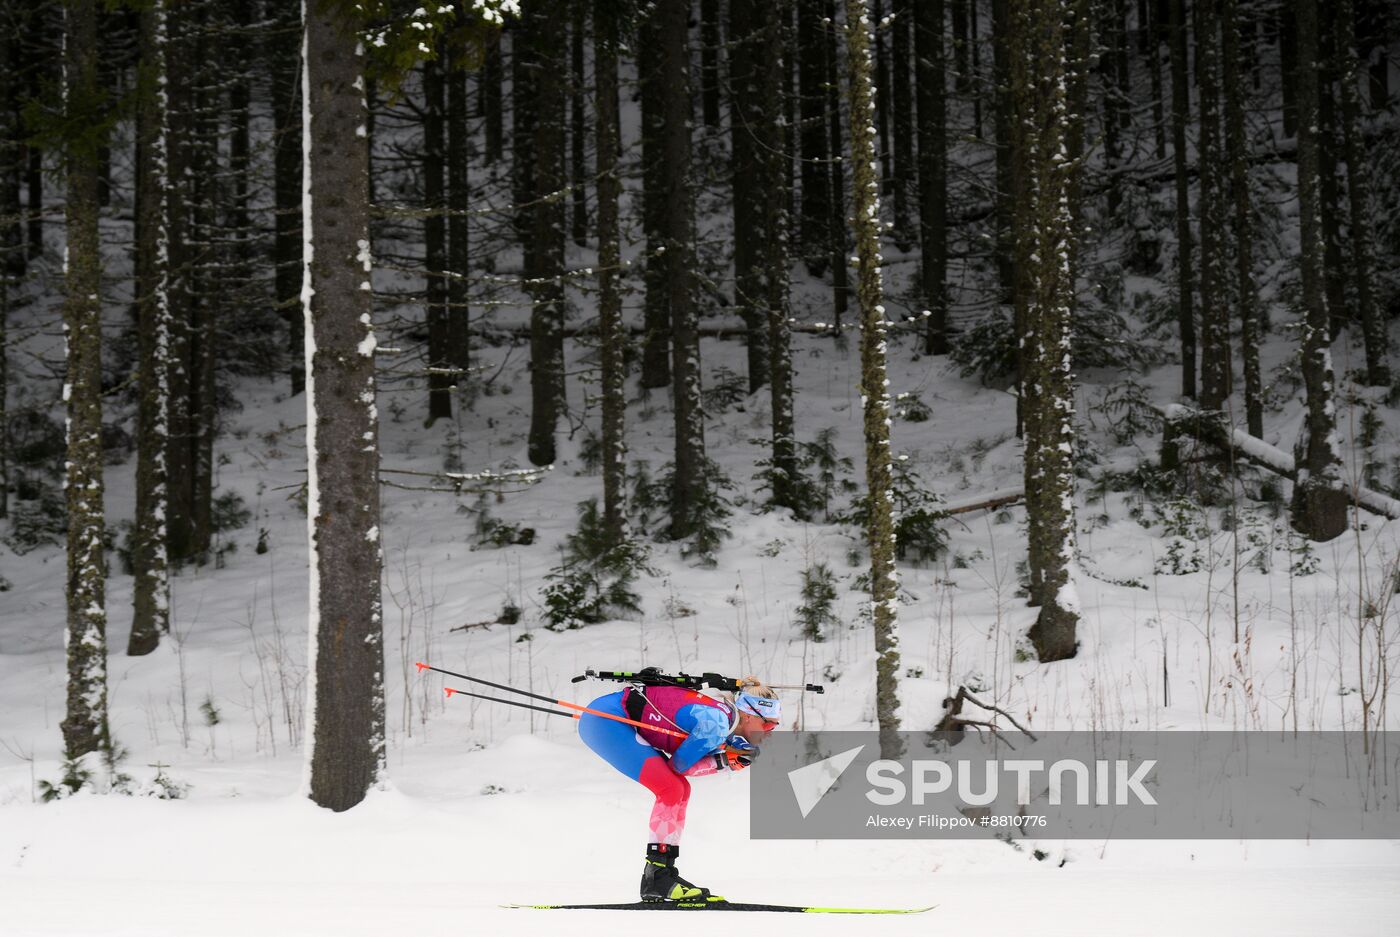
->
xmin=4 ymin=313 xmax=1400 ymax=934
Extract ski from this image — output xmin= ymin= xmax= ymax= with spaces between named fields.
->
xmin=503 ymin=900 xmax=935 ymax=914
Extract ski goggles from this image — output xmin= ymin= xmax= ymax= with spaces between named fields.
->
xmin=735 ymin=691 xmax=782 ymax=725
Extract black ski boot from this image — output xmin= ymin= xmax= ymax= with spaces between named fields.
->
xmin=640 ymin=844 xmax=716 ymax=903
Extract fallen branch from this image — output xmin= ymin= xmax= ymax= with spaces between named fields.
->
xmin=931 ymin=686 xmax=1039 ymax=745
xmin=943 ymin=487 xmax=1024 ymax=516
xmin=1160 ymin=404 xmax=1400 ymax=521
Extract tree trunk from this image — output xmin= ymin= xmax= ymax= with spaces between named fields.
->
xmin=1169 ymin=0 xmax=1196 ymax=400
xmin=1013 ymin=0 xmax=1081 ymax=663
xmin=272 ymin=0 xmax=303 ymax=396
xmin=638 ymin=13 xmax=671 ymax=390
xmin=825 ymin=0 xmax=849 ymax=327
xmin=481 ymin=28 xmax=503 ymax=165
xmin=657 ymin=0 xmax=706 ymax=541
xmin=25 ymin=15 xmax=44 ymax=262
xmin=872 ymin=0 xmax=891 ymax=190
xmin=1097 ymin=0 xmax=1123 ymax=217
xmin=1147 ymin=0 xmax=1167 ymax=159
xmin=1316 ymin=15 xmax=1347 ymax=338
xmin=164 ymin=0 xmax=195 ymax=564
xmin=1289 ymin=0 xmax=1348 ymax=543
xmin=763 ymin=0 xmax=799 ymax=515
xmin=423 ymin=54 xmax=452 ymax=424
xmin=129 ymin=0 xmax=172 ymax=657
xmin=60 ymin=0 xmax=111 ymax=764
xmin=991 ymin=0 xmax=1016 ymax=316
xmin=302 ymin=0 xmax=387 ymax=812
xmin=570 ymin=0 xmax=587 ymax=247
xmin=1278 ymin=9 xmax=1297 ymax=137
xmin=182 ymin=1 xmax=218 ymax=564
xmin=889 ymin=0 xmax=914 ymax=251
xmin=525 ymin=4 xmax=567 ymax=467
xmin=914 ymin=0 xmax=948 ymax=355
xmin=798 ymin=0 xmax=831 ymax=277
xmin=446 ymin=51 xmax=471 ymax=387
xmin=731 ymin=0 xmax=769 ymax=392
xmin=511 ymin=24 xmax=535 ymax=243
xmin=1196 ymin=0 xmax=1231 ymax=411
xmin=1221 ymin=0 xmax=1263 ymax=438
xmin=595 ymin=0 xmax=626 ymax=543
xmin=1337 ymin=0 xmax=1388 ymax=386
xmin=950 ymin=0 xmax=969 ymax=91
xmin=844 ymin=0 xmax=903 ymax=759
xmin=700 ymin=0 xmax=721 ymax=128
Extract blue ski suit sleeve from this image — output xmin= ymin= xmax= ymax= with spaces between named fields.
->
xmin=668 ymin=704 xmax=732 ymax=774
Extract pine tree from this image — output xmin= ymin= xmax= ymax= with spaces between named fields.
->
xmin=637 ymin=12 xmax=671 ymax=390
xmin=423 ymin=52 xmax=451 ymax=423
xmin=60 ymin=0 xmax=111 ymax=765
xmin=824 ymin=0 xmax=849 ymax=326
xmin=1196 ymin=0 xmax=1231 ymax=412
xmin=1337 ymin=0 xmax=1388 ymax=386
xmin=730 ymin=0 xmax=769 ymax=392
xmin=446 ymin=42 xmax=471 ymax=391
xmin=888 ymin=0 xmax=913 ymax=250
xmin=1014 ymin=0 xmax=1081 ymax=662
xmin=797 ymin=0 xmax=831 ymax=276
xmin=594 ymin=0 xmax=626 ymax=543
xmin=1289 ymin=0 xmax=1347 ymax=543
xmin=913 ymin=0 xmax=948 ymax=355
xmin=656 ymin=0 xmax=707 ymax=542
xmin=1169 ymin=0 xmax=1196 ymax=400
xmin=129 ymin=0 xmax=172 ymax=657
xmin=700 ymin=0 xmax=721 ymax=128
xmin=481 ymin=28 xmax=503 ymax=165
xmin=525 ymin=4 xmax=567 ymax=467
xmin=302 ymin=0 xmax=386 ymax=812
xmin=843 ymin=0 xmax=903 ymax=758
xmin=1221 ymin=0 xmax=1264 ymax=437
xmin=271 ymin=0 xmax=304 ymax=396
xmin=569 ymin=1 xmax=587 ymax=247
xmin=762 ymin=0 xmax=799 ymax=515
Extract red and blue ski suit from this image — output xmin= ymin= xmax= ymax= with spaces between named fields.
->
xmin=578 ymin=687 xmax=737 ymax=845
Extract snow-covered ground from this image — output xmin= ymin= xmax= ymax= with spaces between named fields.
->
xmin=4 ymin=314 xmax=1400 ymax=934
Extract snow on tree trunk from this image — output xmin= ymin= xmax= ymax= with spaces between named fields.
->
xmin=1289 ymin=0 xmax=1348 ymax=544
xmin=60 ymin=0 xmax=110 ymax=763
xmin=130 ymin=0 xmax=172 ymax=657
xmin=301 ymin=0 xmax=386 ymax=811
xmin=843 ymin=0 xmax=903 ymax=757
xmin=1012 ymin=0 xmax=1081 ymax=663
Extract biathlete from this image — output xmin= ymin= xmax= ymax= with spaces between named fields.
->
xmin=577 ymin=677 xmax=781 ymax=902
